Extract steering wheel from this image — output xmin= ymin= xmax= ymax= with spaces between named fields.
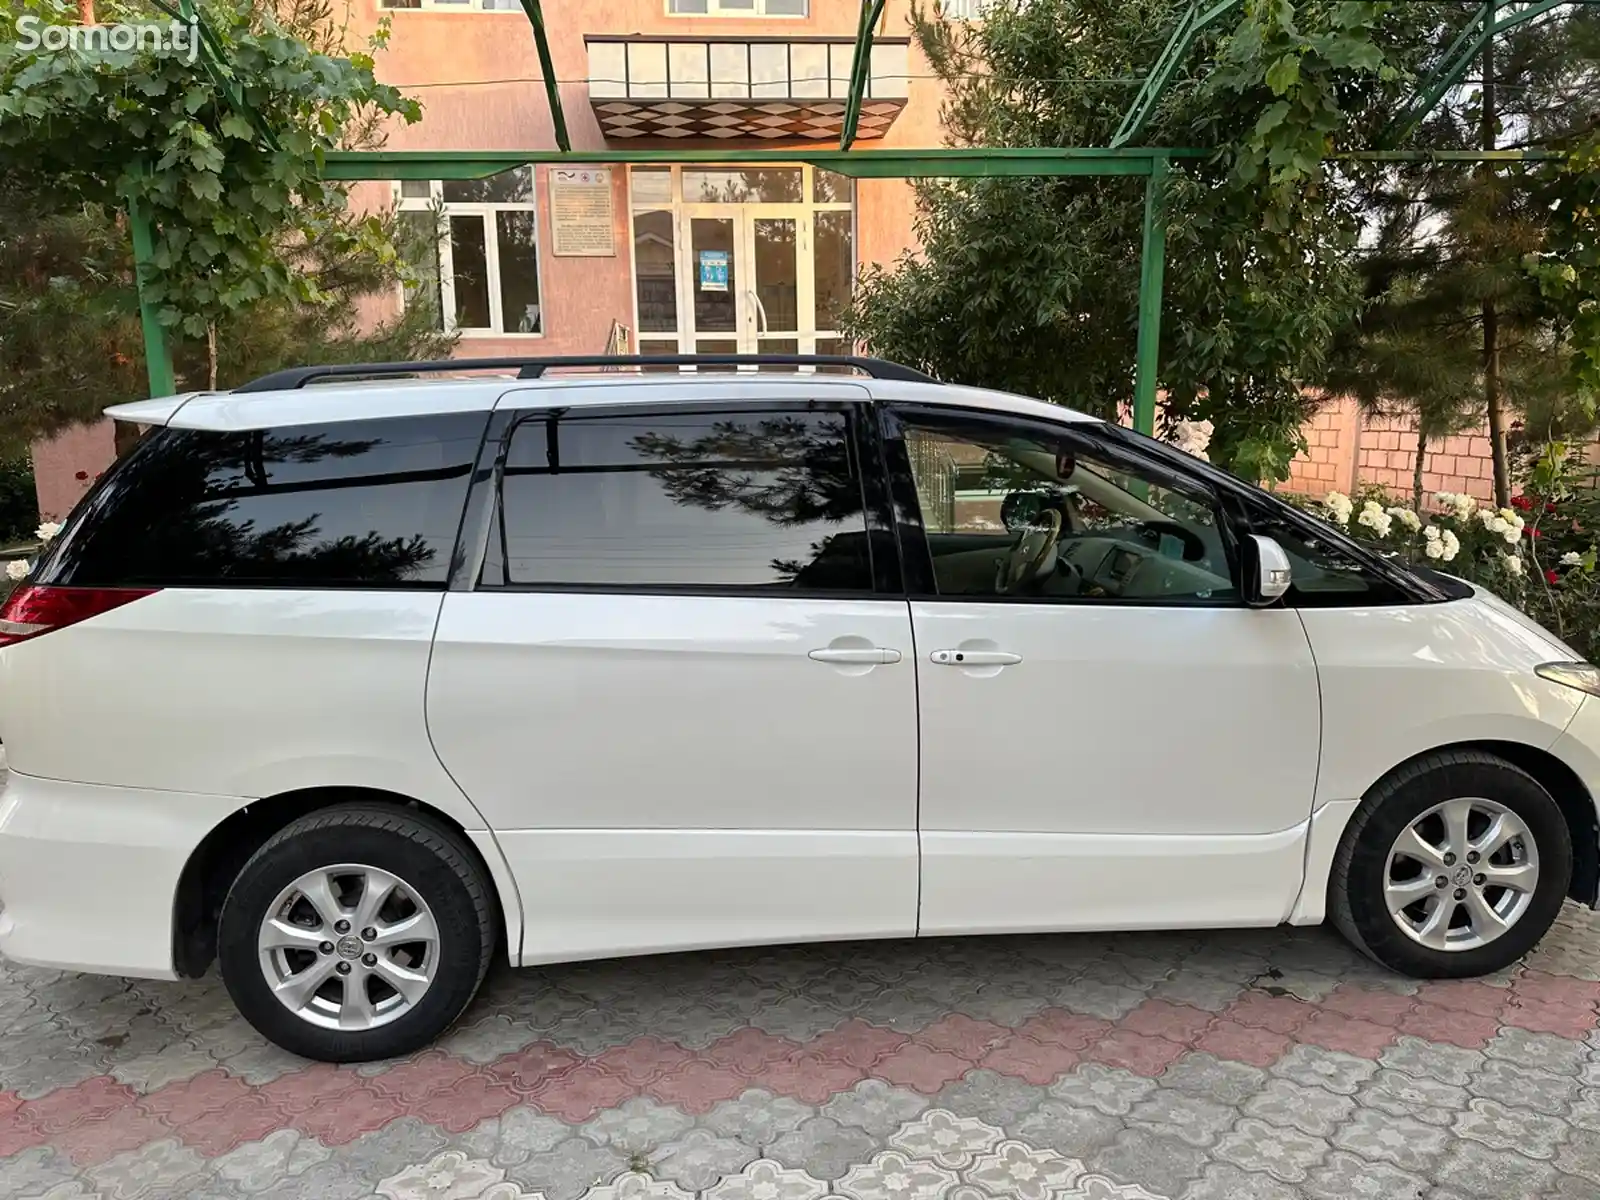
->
xmin=995 ymin=508 xmax=1063 ymax=593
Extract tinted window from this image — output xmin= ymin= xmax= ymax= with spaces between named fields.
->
xmin=491 ymin=408 xmax=873 ymax=591
xmin=40 ymin=414 xmax=485 ymax=589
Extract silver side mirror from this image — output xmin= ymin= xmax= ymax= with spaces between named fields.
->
xmin=1246 ymin=534 xmax=1292 ymax=607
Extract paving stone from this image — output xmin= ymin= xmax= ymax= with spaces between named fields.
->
xmin=581 ymin=1097 xmax=697 ymax=1155
xmin=1153 ymin=1053 xmax=1266 ymax=1106
xmin=503 ymin=1137 xmax=630 ymax=1200
xmin=703 ymin=1090 xmax=815 ymax=1147
xmin=1354 ymin=1067 xmax=1470 ymax=1127
xmin=455 ymin=1108 xmax=571 ymax=1166
xmin=0 ymin=1148 xmax=81 ymax=1197
xmin=1177 ymin=1162 xmax=1308 ymax=1200
xmin=1242 ymin=1077 xmax=1355 ymax=1137
xmin=1096 ymin=1126 xmax=1210 ymax=1197
xmin=1435 ymin=1140 xmax=1558 ymax=1198
xmin=1302 ymin=1149 xmax=1428 ymax=1200
xmin=1270 ymin=1043 xmax=1378 ymax=1096
xmin=1553 ymin=1124 xmax=1600 ymax=1185
xmin=1126 ymin=1090 xmax=1236 ymax=1148
xmin=1452 ymin=1097 xmax=1570 ymax=1160
xmin=1049 ymin=1063 xmax=1159 ymax=1117
xmin=210 ymin=1130 xmax=332 ymax=1194
xmin=1331 ymin=1108 xmax=1449 ymax=1174
xmin=1482 ymin=1027 xmax=1592 ymax=1077
xmin=1011 ymin=1099 xmax=1123 ymax=1159
xmin=1212 ymin=1116 xmax=1328 ymax=1183
xmin=931 ymin=1070 xmax=1037 ymax=1129
xmin=765 ymin=1117 xmax=880 ymax=1181
xmin=1380 ymin=1036 xmax=1486 ymax=1086
xmin=83 ymin=1137 xmax=207 ymax=1200
xmin=1466 ymin=1058 xmax=1581 ymax=1116
xmin=649 ymin=1127 xmax=758 ymax=1192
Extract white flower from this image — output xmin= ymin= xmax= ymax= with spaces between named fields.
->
xmin=1169 ymin=419 xmax=1213 ymax=462
xmin=1560 ymin=551 xmax=1584 ymax=566
xmin=1357 ymin=503 xmax=1393 ymax=538
xmin=1423 ymin=525 xmax=1441 ymax=541
xmin=1502 ymin=554 xmax=1524 ymax=577
xmin=1424 ymin=540 xmax=1445 ymax=559
xmin=34 ymin=521 xmax=61 ymax=543
xmin=5 ymin=559 xmax=30 ymax=581
xmin=1323 ymin=490 xmax=1353 ymax=524
xmin=1440 ymin=530 xmax=1460 ymax=562
xmin=1437 ymin=491 xmax=1476 ymax=521
xmin=1387 ymin=506 xmax=1422 ymax=533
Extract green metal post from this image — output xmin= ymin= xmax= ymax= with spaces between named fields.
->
xmin=127 ymin=197 xmax=176 ymax=398
xmin=840 ymin=0 xmax=887 ymax=152
xmin=1132 ymin=155 xmax=1169 ymax=437
xmin=520 ymin=0 xmax=571 ymax=153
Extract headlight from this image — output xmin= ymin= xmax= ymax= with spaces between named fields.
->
xmin=1535 ymin=662 xmax=1600 ymax=697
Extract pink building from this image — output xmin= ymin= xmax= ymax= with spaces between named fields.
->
xmin=35 ymin=0 xmax=949 ymax=517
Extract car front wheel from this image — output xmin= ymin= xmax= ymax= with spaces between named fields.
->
xmin=1329 ymin=749 xmax=1572 ymax=978
xmin=218 ymin=804 xmax=495 ymax=1062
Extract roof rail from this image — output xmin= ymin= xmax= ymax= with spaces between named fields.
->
xmin=233 ymin=354 xmax=938 ymax=393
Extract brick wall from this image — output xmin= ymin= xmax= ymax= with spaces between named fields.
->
xmin=1284 ymin=402 xmax=1502 ymax=504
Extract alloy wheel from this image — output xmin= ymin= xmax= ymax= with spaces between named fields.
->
xmin=256 ymin=863 xmax=439 ymax=1031
xmin=1383 ymin=797 xmax=1539 ymax=952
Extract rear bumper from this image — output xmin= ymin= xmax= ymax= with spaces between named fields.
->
xmin=0 ymin=771 xmax=240 ymax=979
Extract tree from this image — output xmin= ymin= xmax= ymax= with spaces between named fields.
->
xmin=0 ymin=0 xmax=453 ymax=460
xmin=844 ymin=0 xmax=1448 ymax=483
xmin=1331 ymin=3 xmax=1600 ymax=505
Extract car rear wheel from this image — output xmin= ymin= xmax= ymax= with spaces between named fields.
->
xmin=1329 ymin=750 xmax=1571 ymax=978
xmin=219 ymin=805 xmax=494 ymax=1062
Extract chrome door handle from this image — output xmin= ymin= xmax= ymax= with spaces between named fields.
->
xmin=809 ymin=647 xmax=902 ymax=665
xmin=748 ymin=289 xmax=769 ymax=335
xmin=930 ymin=649 xmax=1022 ymax=666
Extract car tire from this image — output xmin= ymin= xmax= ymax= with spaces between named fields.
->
xmin=1329 ymin=749 xmax=1571 ymax=978
xmin=218 ymin=804 xmax=495 ymax=1062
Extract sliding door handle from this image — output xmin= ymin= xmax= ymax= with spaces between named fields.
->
xmin=809 ymin=647 xmax=902 ymax=665
xmin=930 ymin=649 xmax=1022 ymax=667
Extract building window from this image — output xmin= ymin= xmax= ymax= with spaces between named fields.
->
xmin=397 ymin=168 xmax=543 ymax=337
xmin=380 ymin=0 xmax=526 ymax=10
xmin=666 ymin=0 xmax=808 ymax=16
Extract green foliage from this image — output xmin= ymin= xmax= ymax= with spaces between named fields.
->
xmin=0 ymin=0 xmax=420 ymax=340
xmin=0 ymin=0 xmax=452 ymax=457
xmin=0 ymin=458 xmax=39 ymax=544
xmin=845 ymin=0 xmax=1443 ymax=484
xmin=1528 ymin=138 xmax=1600 ymax=417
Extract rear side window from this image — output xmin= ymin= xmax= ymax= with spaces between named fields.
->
xmin=486 ymin=407 xmax=875 ymax=591
xmin=40 ymin=413 xmax=485 ymax=589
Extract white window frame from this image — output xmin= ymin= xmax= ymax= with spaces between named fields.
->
xmin=377 ymin=0 xmax=526 ymax=12
xmin=666 ymin=0 xmax=809 ymax=17
xmin=395 ymin=172 xmax=545 ymax=339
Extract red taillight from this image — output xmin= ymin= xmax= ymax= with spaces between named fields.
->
xmin=0 ymin=585 xmax=157 ymax=647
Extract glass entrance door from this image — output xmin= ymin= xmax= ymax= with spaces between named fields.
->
xmin=630 ymin=165 xmax=855 ymax=360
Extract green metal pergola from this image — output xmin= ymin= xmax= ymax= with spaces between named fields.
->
xmin=125 ymin=0 xmax=1586 ymax=437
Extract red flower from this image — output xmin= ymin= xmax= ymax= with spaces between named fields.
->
xmin=73 ymin=471 xmax=88 ymax=481
xmin=1529 ymin=528 xmax=1541 ymax=538
xmin=1511 ymin=495 xmax=1533 ymax=511
xmin=1546 ymin=569 xmax=1561 ymax=584
xmin=1546 ymin=502 xmax=1558 ymax=512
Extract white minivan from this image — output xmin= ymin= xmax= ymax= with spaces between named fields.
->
xmin=0 ymin=355 xmax=1596 ymax=1063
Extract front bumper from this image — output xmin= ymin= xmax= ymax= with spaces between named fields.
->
xmin=1549 ymin=695 xmax=1600 ymax=908
xmin=0 ymin=771 xmax=241 ymax=979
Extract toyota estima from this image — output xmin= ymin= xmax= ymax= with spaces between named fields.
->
xmin=1 ymin=354 xmax=1598 ymax=1063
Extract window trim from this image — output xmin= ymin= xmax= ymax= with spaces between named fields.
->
xmin=665 ymin=0 xmax=809 ymax=17
xmin=377 ymin=0 xmax=527 ymax=12
xmin=881 ymin=404 xmax=1246 ymax=608
xmin=395 ymin=173 xmax=545 ymax=339
xmin=467 ymin=399 xmax=899 ymax=599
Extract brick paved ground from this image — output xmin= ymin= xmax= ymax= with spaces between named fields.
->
xmin=2 ymin=904 xmax=1599 ymax=1200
